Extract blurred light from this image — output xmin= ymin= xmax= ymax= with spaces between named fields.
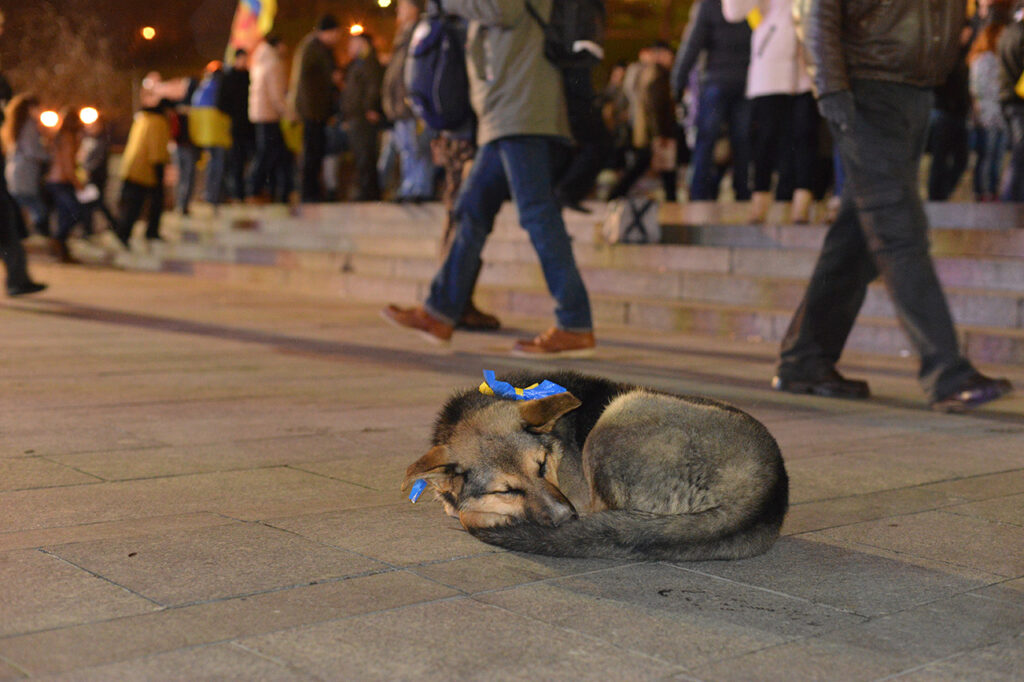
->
xmin=378 ymin=0 xmax=392 ymax=6
xmin=349 ymin=23 xmax=364 ymax=36
xmin=40 ymin=110 xmax=60 ymax=128
xmin=79 ymin=107 xmax=99 ymax=125
xmin=141 ymin=26 xmax=156 ymax=40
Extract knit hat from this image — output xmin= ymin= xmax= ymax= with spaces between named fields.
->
xmin=317 ymin=14 xmax=340 ymax=32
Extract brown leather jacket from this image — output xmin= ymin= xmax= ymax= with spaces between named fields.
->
xmin=794 ymin=0 xmax=966 ymax=96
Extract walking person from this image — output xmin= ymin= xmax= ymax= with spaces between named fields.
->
xmin=671 ymin=0 xmax=753 ymax=202
xmin=381 ymin=0 xmax=435 ymax=203
xmin=383 ymin=0 xmax=595 ymax=357
xmin=2 ymin=94 xmax=50 ymax=237
xmin=115 ymin=99 xmax=171 ymax=247
xmin=44 ymin=108 xmax=86 ymax=263
xmin=723 ymin=0 xmax=819 ymax=223
xmin=341 ymin=31 xmax=384 ymax=202
xmin=290 ymin=14 xmax=343 ymax=203
xmin=218 ymin=48 xmax=255 ymax=202
xmin=78 ymin=111 xmax=118 ymax=234
xmin=998 ymin=3 xmax=1024 ymax=201
xmin=969 ymin=5 xmax=1011 ymax=201
xmin=775 ymin=0 xmax=1012 ymax=412
xmin=248 ymin=35 xmax=293 ymax=203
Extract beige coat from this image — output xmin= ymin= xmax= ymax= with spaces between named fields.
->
xmin=249 ymin=41 xmax=288 ymax=124
xmin=444 ymin=0 xmax=570 ymax=147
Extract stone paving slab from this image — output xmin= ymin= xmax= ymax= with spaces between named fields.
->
xmin=2 ymin=263 xmax=1024 ymax=680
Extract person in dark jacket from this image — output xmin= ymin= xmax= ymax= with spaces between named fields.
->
xmin=774 ymin=0 xmax=1013 ymax=412
xmin=927 ymin=25 xmax=974 ymax=201
xmin=289 ymin=14 xmax=343 ymax=202
xmin=608 ymin=42 xmax=678 ymax=201
xmin=671 ymin=0 xmax=752 ymax=201
xmin=218 ymin=48 xmax=255 ymax=201
xmin=341 ymin=32 xmax=384 ymax=201
xmin=998 ymin=5 xmax=1024 ymax=201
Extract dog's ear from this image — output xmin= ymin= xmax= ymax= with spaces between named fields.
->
xmin=519 ymin=392 xmax=582 ymax=433
xmin=401 ymin=445 xmax=461 ymax=492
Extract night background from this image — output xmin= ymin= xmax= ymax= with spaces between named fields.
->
xmin=0 ymin=0 xmax=692 ymax=138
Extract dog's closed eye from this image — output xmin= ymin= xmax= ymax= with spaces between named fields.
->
xmin=489 ymin=488 xmax=526 ymax=496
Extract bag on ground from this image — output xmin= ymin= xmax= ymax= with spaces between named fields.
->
xmin=602 ymin=197 xmax=661 ymax=244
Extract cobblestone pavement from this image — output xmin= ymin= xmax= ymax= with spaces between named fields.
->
xmin=2 ymin=263 xmax=1023 ymax=681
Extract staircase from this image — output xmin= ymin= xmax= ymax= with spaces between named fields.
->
xmin=115 ymin=200 xmax=1024 ymax=364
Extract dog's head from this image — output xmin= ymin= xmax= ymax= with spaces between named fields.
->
xmin=402 ymin=392 xmax=582 ymax=530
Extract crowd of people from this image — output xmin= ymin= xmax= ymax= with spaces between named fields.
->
xmin=0 ymin=1 xmax=1018 ymax=410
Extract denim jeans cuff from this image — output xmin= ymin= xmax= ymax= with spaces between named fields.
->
xmin=423 ymin=302 xmax=457 ymax=328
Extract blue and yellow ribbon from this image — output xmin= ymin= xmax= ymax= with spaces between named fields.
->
xmin=478 ymin=369 xmax=567 ymax=401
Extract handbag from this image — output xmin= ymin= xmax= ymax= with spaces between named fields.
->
xmin=602 ymin=197 xmax=661 ymax=244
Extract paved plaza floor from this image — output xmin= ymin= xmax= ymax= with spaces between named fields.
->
xmin=2 ymin=263 xmax=1024 ymax=680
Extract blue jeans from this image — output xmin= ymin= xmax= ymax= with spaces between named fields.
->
xmin=690 ymin=81 xmax=752 ymax=200
xmin=45 ymin=183 xmax=84 ymax=241
xmin=175 ymin=145 xmax=199 ymax=213
xmin=12 ymin=193 xmax=50 ymax=236
xmin=204 ymin=147 xmax=228 ymax=204
xmin=1001 ymin=105 xmax=1024 ymax=202
xmin=973 ymin=126 xmax=1006 ymax=199
xmin=394 ymin=117 xmax=435 ymax=199
xmin=425 ymin=136 xmax=592 ymax=332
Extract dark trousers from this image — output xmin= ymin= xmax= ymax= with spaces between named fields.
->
xmin=301 ymin=118 xmax=327 ymax=202
xmin=555 ymin=66 xmax=613 ymax=204
xmin=0 ymin=186 xmax=31 ymax=289
xmin=927 ymin=109 xmax=969 ymax=201
xmin=117 ymin=178 xmax=164 ymax=244
xmin=1002 ymin=105 xmax=1024 ymax=202
xmin=347 ymin=119 xmax=380 ymax=201
xmin=45 ymin=182 xmax=85 ymax=242
xmin=751 ymin=93 xmax=818 ymax=198
xmin=607 ymin=147 xmax=677 ymax=202
xmin=227 ymin=129 xmax=254 ymax=200
xmin=250 ymin=122 xmax=293 ymax=201
xmin=779 ymin=80 xmax=976 ymax=401
xmin=690 ymin=81 xmax=752 ymax=200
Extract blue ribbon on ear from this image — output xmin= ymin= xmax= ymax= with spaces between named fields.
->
xmin=408 ymin=479 xmax=428 ymax=503
xmin=478 ymin=369 xmax=567 ymax=401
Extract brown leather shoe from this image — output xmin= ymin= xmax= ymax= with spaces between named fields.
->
xmin=458 ymin=302 xmax=501 ymax=331
xmin=512 ymin=327 xmax=596 ymax=358
xmin=380 ymin=304 xmax=454 ymax=345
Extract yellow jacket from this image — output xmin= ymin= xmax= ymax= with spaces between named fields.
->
xmin=120 ymin=110 xmax=170 ymax=187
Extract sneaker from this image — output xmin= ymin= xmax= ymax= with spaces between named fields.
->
xmin=771 ymin=367 xmax=870 ymax=399
xmin=458 ymin=303 xmax=501 ymax=331
xmin=380 ymin=304 xmax=454 ymax=345
xmin=512 ymin=327 xmax=596 ymax=358
xmin=930 ymin=374 xmax=1013 ymax=413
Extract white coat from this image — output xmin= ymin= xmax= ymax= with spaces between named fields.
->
xmin=721 ymin=0 xmax=813 ymax=98
xmin=248 ymin=41 xmax=288 ymax=124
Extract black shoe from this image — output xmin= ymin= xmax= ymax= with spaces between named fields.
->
xmin=7 ymin=281 xmax=47 ymax=297
xmin=771 ymin=368 xmax=870 ymax=399
xmin=555 ymin=190 xmax=593 ymax=214
xmin=930 ymin=374 xmax=1013 ymax=413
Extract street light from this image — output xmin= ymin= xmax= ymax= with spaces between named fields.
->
xmin=378 ymin=0 xmax=392 ymax=7
xmin=40 ymin=110 xmax=59 ymax=128
xmin=141 ymin=26 xmax=156 ymax=40
xmin=350 ymin=23 xmax=365 ymax=36
xmin=79 ymin=107 xmax=99 ymax=125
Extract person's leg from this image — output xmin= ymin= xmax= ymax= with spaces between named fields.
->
xmin=727 ymin=84 xmax=753 ymax=201
xmin=750 ymin=95 xmax=783 ymax=194
xmin=607 ymin=147 xmax=653 ymax=200
xmin=47 ymin=183 xmax=83 ymax=243
xmin=689 ymin=84 xmax=727 ymax=200
xmin=301 ymin=119 xmax=326 ymax=202
xmin=499 ymin=137 xmax=593 ymax=332
xmin=987 ymin=128 xmax=1007 ymax=198
xmin=14 ymin=194 xmax=50 ymax=236
xmin=555 ymin=66 xmax=612 ymax=206
xmin=249 ymin=123 xmax=272 ymax=197
xmin=0 ymin=188 xmax=40 ymax=292
xmin=423 ymin=142 xmax=508 ymax=325
xmin=145 ymin=179 xmax=164 ymax=239
xmin=842 ymin=80 xmax=975 ymax=400
xmin=350 ymin=120 xmax=381 ymax=201
xmin=116 ymin=180 xmax=147 ymax=246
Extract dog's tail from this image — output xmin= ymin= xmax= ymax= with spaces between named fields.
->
xmin=468 ymin=475 xmax=788 ymax=562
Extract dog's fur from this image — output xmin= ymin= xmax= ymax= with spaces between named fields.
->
xmin=403 ymin=371 xmax=788 ymax=561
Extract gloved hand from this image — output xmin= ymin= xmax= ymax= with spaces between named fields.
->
xmin=817 ymin=90 xmax=856 ymax=133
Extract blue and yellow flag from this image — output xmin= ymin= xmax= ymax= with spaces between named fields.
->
xmin=228 ymin=0 xmax=277 ymax=56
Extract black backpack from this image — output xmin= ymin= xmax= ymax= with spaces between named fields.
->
xmin=525 ymin=0 xmax=606 ymax=69
xmin=404 ymin=0 xmax=473 ymax=131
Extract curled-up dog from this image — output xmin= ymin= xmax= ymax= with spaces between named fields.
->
xmin=402 ymin=371 xmax=788 ymax=561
